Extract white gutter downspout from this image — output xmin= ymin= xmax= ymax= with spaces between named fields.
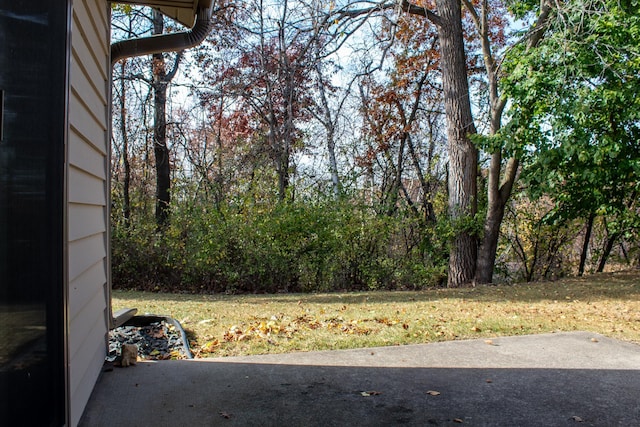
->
xmin=111 ymin=7 xmax=212 ymax=64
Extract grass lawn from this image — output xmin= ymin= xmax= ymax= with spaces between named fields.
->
xmin=112 ymin=270 xmax=640 ymax=358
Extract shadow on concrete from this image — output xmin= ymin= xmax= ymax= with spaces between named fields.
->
xmin=82 ymin=364 xmax=640 ymax=426
xmin=80 ymin=332 xmax=640 ymax=427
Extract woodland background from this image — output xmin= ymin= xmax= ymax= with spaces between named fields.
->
xmin=109 ymin=0 xmax=640 ymax=293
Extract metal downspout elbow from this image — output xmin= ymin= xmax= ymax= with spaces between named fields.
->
xmin=111 ymin=7 xmax=212 ymax=64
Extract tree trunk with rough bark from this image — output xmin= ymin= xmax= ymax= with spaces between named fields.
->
xmin=433 ymin=0 xmax=478 ymax=287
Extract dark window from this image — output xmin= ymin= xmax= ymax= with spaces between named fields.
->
xmin=0 ymin=1 xmax=68 ymax=425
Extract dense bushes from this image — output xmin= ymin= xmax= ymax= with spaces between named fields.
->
xmin=111 ymin=199 xmax=448 ymax=293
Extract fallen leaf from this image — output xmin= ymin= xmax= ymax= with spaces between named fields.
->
xmin=484 ymin=340 xmax=495 ymax=346
xmin=485 ymin=379 xmax=493 ymax=383
xmin=361 ymin=391 xmax=370 ymax=396
xmin=376 ymin=317 xmax=396 ymax=326
xmin=590 ymin=338 xmax=599 ymax=343
xmin=426 ymin=390 xmax=441 ymax=396
xmin=366 ymin=391 xmax=382 ymax=395
xmin=570 ymin=416 xmax=584 ymax=422
xmin=471 ymin=326 xmax=482 ymax=332
xmin=219 ymin=411 xmax=233 ymax=419
xmin=453 ymin=418 xmax=464 ymax=423
xmin=150 ymin=329 xmax=165 ymax=339
xmin=202 ymin=339 xmax=220 ymax=352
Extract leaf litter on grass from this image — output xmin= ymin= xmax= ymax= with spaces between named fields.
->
xmin=112 ymin=270 xmax=640 ymax=358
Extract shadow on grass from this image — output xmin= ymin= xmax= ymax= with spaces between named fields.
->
xmin=113 ymin=270 xmax=640 ymax=305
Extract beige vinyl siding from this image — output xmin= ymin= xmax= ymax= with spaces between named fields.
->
xmin=67 ymin=0 xmax=110 ymax=426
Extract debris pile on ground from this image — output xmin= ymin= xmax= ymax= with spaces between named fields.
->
xmin=108 ymin=320 xmax=190 ymax=361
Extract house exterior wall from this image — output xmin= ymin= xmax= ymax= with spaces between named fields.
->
xmin=4 ymin=2 xmax=205 ymax=425
xmin=0 ymin=2 xmax=69 ymax=425
xmin=67 ymin=1 xmax=111 ymax=425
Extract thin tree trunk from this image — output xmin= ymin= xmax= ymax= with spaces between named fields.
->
xmin=119 ymin=60 xmax=131 ymax=226
xmin=475 ymin=156 xmax=518 ymax=283
xmin=151 ymin=10 xmax=182 ymax=229
xmin=597 ymin=232 xmax=620 ymax=273
xmin=315 ymin=60 xmax=340 ymax=198
xmin=152 ymin=10 xmax=170 ymax=228
xmin=213 ymin=95 xmax=225 ymax=209
xmin=472 ymin=0 xmax=551 ymax=284
xmin=578 ymin=213 xmax=595 ymax=276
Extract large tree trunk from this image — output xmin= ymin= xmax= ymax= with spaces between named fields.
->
xmin=433 ymin=0 xmax=478 ymax=287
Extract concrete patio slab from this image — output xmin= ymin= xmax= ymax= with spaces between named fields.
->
xmin=80 ymin=331 xmax=640 ymax=426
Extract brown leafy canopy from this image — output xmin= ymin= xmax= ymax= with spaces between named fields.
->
xmin=196 ymin=5 xmax=317 ymax=202
xmin=110 ymin=0 xmax=639 ymax=292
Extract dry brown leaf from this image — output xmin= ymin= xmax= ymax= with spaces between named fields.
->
xmin=426 ymin=390 xmax=441 ymax=396
xmin=150 ymin=328 xmax=165 ymax=339
xmin=201 ymin=339 xmax=220 ymax=352
xmin=590 ymin=338 xmax=599 ymax=343
xmin=453 ymin=418 xmax=464 ymax=423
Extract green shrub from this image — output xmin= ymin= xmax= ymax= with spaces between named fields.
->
xmin=111 ymin=198 xmax=448 ymax=293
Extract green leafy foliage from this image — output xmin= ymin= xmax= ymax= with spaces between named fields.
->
xmin=502 ymin=0 xmax=640 ymax=272
xmin=111 ymin=197 xmax=448 ymax=293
